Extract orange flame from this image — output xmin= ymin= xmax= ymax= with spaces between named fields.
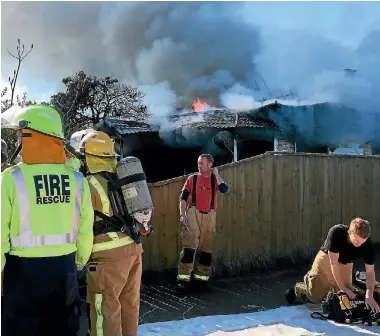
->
xmin=192 ymin=97 xmax=208 ymax=112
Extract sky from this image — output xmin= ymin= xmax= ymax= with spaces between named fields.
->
xmin=1 ymin=1 xmax=380 ymax=115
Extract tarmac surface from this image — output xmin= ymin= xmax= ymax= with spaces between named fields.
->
xmin=79 ymin=252 xmax=380 ymax=335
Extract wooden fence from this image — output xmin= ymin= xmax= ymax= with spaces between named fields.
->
xmin=143 ymin=152 xmax=380 ymax=272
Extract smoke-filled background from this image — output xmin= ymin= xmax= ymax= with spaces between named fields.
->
xmin=1 ymin=1 xmax=380 ymax=121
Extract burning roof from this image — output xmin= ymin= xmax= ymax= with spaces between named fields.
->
xmin=191 ymin=96 xmax=222 ymax=112
xmin=102 ymin=107 xmax=277 ymax=137
xmin=101 ymin=98 xmax=280 ymax=136
xmin=100 ymin=99 xmax=380 ymax=150
xmin=170 ymin=109 xmax=276 ymax=130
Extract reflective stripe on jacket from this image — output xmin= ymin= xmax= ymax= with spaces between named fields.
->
xmin=87 ymin=174 xmax=134 ymax=252
xmin=88 ymin=176 xmax=111 ymax=216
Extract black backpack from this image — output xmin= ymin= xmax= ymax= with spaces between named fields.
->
xmin=312 ymin=291 xmax=380 ymax=326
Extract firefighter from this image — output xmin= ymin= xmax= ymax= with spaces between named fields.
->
xmin=1 ymin=105 xmax=94 ymax=336
xmin=78 ymin=130 xmax=143 ymax=336
xmin=286 ymin=218 xmax=380 ymax=313
xmin=66 ymin=129 xmax=95 ymax=171
xmin=177 ymin=154 xmax=229 ymax=288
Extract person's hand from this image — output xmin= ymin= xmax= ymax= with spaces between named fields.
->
xmin=342 ymin=287 xmax=356 ymax=300
xmin=180 ymin=214 xmax=189 ymax=231
xmin=212 ymin=167 xmax=219 ymax=175
xmin=77 ymin=264 xmax=85 ymax=271
xmin=365 ymin=294 xmax=380 ymax=313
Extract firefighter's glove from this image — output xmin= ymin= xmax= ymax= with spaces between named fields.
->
xmin=140 ymin=225 xmax=154 ymax=238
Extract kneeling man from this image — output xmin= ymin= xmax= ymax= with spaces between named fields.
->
xmin=286 ymin=218 xmax=380 ymax=313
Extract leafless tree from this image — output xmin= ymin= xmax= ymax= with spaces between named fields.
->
xmin=7 ymin=39 xmax=34 ymax=105
xmin=1 ymin=39 xmax=34 ymax=155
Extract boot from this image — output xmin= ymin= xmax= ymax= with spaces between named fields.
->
xmin=285 ymin=287 xmax=297 ymax=305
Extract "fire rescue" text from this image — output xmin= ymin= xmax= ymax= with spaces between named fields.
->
xmin=33 ymin=174 xmax=71 ymax=204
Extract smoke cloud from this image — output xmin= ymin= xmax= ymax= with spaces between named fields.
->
xmin=1 ymin=1 xmax=380 ymax=147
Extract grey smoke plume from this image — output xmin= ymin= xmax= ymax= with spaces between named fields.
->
xmin=1 ymin=1 xmax=260 ymax=106
xmin=2 ymin=2 xmax=380 ymax=148
xmin=101 ymin=2 xmax=261 ymax=107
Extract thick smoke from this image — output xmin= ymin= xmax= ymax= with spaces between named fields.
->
xmin=100 ymin=2 xmax=261 ymax=107
xmin=2 ymin=2 xmax=380 ymax=148
xmin=2 ymin=1 xmax=261 ymax=106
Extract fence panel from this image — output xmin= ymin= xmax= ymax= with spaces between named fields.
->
xmin=143 ymin=153 xmax=380 ymax=271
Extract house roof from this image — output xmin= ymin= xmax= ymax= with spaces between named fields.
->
xmin=170 ymin=109 xmax=276 ymax=129
xmin=103 ymin=107 xmax=277 ymax=136
xmin=104 ymin=117 xmax=158 ymax=135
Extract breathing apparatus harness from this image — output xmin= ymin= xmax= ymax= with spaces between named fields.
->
xmin=92 ymin=171 xmax=153 ymax=244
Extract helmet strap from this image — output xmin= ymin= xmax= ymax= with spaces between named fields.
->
xmin=8 ymin=144 xmax=21 ymax=165
xmin=21 ymin=132 xmax=32 ymax=138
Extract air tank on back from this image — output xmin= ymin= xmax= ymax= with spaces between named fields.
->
xmin=116 ymin=156 xmax=153 ymax=228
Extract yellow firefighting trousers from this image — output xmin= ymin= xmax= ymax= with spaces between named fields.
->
xmin=86 ymin=231 xmax=143 ymax=336
xmin=177 ymin=207 xmax=216 ymax=282
xmin=295 ymin=250 xmax=353 ymax=303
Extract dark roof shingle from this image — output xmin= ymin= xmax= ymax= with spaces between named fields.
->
xmin=104 ymin=108 xmax=277 ymax=136
xmin=104 ymin=117 xmax=158 ymax=135
xmin=170 ymin=109 xmax=276 ymax=129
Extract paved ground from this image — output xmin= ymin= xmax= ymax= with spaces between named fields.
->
xmin=79 ymin=253 xmax=380 ymax=335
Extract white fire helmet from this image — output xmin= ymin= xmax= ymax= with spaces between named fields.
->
xmin=69 ymin=129 xmax=94 ymax=151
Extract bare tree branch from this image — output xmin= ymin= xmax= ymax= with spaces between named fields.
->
xmin=21 ymin=48 xmax=34 ymax=61
xmin=7 ymin=50 xmax=18 ymax=59
xmin=5 ymin=39 xmax=34 ymax=105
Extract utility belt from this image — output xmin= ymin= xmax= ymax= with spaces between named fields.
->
xmin=189 ymin=207 xmax=213 ymax=215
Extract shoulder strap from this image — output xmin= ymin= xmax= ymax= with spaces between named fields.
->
xmin=94 ymin=210 xmax=116 ymax=224
xmin=210 ymin=174 xmax=216 ymax=210
xmin=191 ymin=174 xmax=198 ymax=207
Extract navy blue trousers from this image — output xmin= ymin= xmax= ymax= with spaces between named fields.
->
xmin=2 ymin=253 xmax=81 ymax=336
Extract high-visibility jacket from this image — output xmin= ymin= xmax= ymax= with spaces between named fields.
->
xmin=87 ymin=173 xmax=134 ymax=253
xmin=1 ymin=163 xmax=94 ymax=271
xmin=65 ymin=156 xmax=81 ymax=171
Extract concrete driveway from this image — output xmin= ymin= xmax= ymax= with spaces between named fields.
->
xmin=79 ymin=253 xmax=380 ymax=335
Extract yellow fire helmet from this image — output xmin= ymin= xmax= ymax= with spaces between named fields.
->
xmin=78 ymin=130 xmax=117 ymax=173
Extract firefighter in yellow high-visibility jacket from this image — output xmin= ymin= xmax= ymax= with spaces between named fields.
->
xmin=78 ymin=130 xmax=143 ymax=336
xmin=1 ymin=105 xmax=94 ymax=336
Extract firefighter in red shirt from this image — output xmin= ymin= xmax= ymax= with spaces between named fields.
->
xmin=177 ymin=154 xmax=229 ymax=287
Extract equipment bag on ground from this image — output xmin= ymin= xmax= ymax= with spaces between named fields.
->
xmin=311 ymin=290 xmax=380 ymax=326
